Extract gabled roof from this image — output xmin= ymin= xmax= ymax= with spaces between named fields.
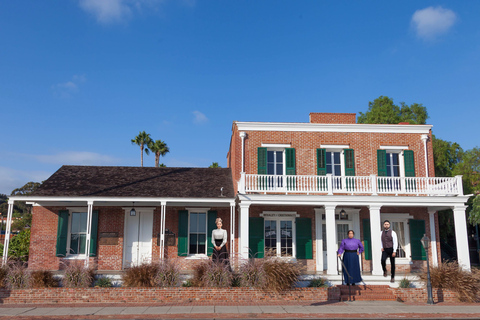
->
xmin=31 ymin=166 xmax=235 ymax=199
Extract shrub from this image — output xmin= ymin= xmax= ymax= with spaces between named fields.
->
xmin=122 ymin=263 xmax=159 ymax=287
xmin=398 ymin=277 xmax=411 ymax=288
xmin=420 ymin=261 xmax=480 ymax=302
xmin=95 ymin=276 xmax=113 ymax=288
xmin=237 ymin=259 xmax=267 ymax=288
xmin=154 ymin=259 xmax=180 ymax=287
xmin=191 ymin=260 xmax=233 ymax=287
xmin=62 ymin=261 xmax=94 ymax=288
xmin=263 ymin=258 xmax=299 ymax=292
xmin=308 ymin=278 xmax=328 ymax=288
xmin=30 ymin=270 xmax=58 ymax=288
xmin=0 ymin=230 xmax=31 ymax=262
xmin=5 ymin=261 xmax=29 ymax=289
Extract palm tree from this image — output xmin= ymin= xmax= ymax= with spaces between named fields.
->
xmin=131 ymin=131 xmax=152 ymax=167
xmin=149 ymin=140 xmax=170 ymax=167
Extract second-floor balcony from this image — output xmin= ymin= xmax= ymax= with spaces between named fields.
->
xmin=238 ymin=173 xmax=464 ymax=196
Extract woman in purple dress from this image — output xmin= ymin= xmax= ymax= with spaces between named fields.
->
xmin=337 ymin=230 xmax=364 ymax=285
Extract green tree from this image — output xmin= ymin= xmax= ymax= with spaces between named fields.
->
xmin=432 ymin=135 xmax=463 ymax=177
xmin=0 ymin=229 xmax=30 ymax=262
xmin=148 ymin=140 xmax=170 ymax=168
xmin=357 ymin=96 xmax=428 ymax=124
xmin=131 ymin=131 xmax=152 ymax=167
xmin=453 ymin=147 xmax=480 ymax=224
xmin=208 ymin=162 xmax=221 ymax=168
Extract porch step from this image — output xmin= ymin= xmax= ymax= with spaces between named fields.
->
xmin=338 ymin=285 xmax=397 ymax=301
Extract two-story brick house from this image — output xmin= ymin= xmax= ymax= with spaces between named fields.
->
xmin=228 ymin=113 xmax=470 ymax=276
xmin=3 ymin=112 xmax=471 ymax=280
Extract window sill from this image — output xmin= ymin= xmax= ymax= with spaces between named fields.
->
xmin=185 ymin=254 xmax=209 ymax=260
xmin=62 ymin=254 xmax=87 ymax=260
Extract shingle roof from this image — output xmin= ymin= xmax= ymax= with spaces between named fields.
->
xmin=32 ymin=166 xmax=235 ymax=198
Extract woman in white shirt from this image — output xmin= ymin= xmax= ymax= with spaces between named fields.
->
xmin=212 ymin=217 xmax=228 ymax=264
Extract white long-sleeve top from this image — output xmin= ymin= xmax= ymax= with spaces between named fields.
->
xmin=380 ymin=229 xmax=398 ymax=252
xmin=211 ymin=228 xmax=227 ymax=248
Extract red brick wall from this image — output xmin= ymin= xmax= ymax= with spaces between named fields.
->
xmin=309 ymin=113 xmax=356 ymax=124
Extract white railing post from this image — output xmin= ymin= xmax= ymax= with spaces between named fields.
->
xmin=455 ymin=175 xmax=464 ymax=195
xmin=371 ymin=174 xmax=377 ymax=195
xmin=327 ymin=174 xmax=333 ymax=195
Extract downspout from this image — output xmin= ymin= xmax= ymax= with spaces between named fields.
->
xmin=239 ymin=131 xmax=247 ymax=193
xmin=421 ymin=134 xmax=429 ymax=177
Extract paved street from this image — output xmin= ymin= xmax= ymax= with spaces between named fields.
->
xmin=1 ymin=301 xmax=480 ymax=319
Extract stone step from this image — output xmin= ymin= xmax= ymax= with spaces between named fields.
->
xmin=338 ymin=285 xmax=397 ymax=301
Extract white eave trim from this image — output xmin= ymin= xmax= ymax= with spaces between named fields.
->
xmin=11 ymin=196 xmax=235 ymax=205
xmin=234 ymin=122 xmax=432 ymax=134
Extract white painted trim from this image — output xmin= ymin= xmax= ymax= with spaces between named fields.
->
xmin=186 ymin=207 xmax=211 ymax=212
xmin=428 ymin=210 xmax=438 ymax=267
xmin=379 ymin=146 xmax=409 ymax=150
xmin=10 ymin=196 xmax=236 ymax=205
xmin=234 ymin=122 xmax=432 ymax=134
xmin=314 ymin=208 xmax=324 ymax=272
xmin=261 ymin=143 xmax=291 ymax=148
xmin=320 ymin=145 xmax=349 ymax=149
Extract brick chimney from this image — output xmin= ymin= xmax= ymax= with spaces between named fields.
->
xmin=309 ymin=113 xmax=357 ymax=124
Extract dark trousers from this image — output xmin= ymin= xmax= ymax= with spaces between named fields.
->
xmin=381 ymin=248 xmax=395 ymax=278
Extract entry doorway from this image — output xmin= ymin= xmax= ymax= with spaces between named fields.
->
xmin=322 ymin=221 xmax=353 ymax=271
xmin=124 ymin=208 xmax=154 ymax=268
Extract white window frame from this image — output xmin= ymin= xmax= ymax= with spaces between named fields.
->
xmin=65 ymin=207 xmax=88 ymax=259
xmin=186 ymin=208 xmax=209 ymax=259
xmin=261 ymin=212 xmax=297 ymax=259
xmin=380 ymin=146 xmax=409 ymax=178
xmin=381 ymin=213 xmax=413 ymax=265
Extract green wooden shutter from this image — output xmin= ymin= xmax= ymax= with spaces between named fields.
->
xmin=296 ymin=218 xmax=313 ymax=259
xmin=409 ymin=219 xmax=426 ymax=260
xmin=207 ymin=211 xmax=217 ymax=256
xmin=404 ymin=150 xmax=415 ymax=177
xmin=177 ymin=210 xmax=188 ymax=256
xmin=258 ymin=147 xmax=267 ymax=174
xmin=249 ymin=217 xmax=264 ymax=258
xmin=89 ymin=210 xmax=99 ymax=257
xmin=317 ymin=149 xmax=326 ymax=175
xmin=377 ymin=150 xmax=387 ymax=176
xmin=344 ymin=149 xmax=355 ymax=176
xmin=56 ymin=210 xmax=69 ymax=257
xmin=285 ymin=148 xmax=296 ymax=175
xmin=362 ymin=219 xmax=372 ymax=260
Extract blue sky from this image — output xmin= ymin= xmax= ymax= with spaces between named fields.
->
xmin=0 ymin=1 xmax=479 ymax=195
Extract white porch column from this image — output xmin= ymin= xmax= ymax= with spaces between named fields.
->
xmin=453 ymin=205 xmax=471 ymax=271
xmin=314 ymin=208 xmax=324 ymax=273
xmin=2 ymin=200 xmax=14 ymax=266
xmin=325 ymin=204 xmax=337 ymax=275
xmin=428 ymin=209 xmax=438 ymax=267
xmin=159 ymin=201 xmax=167 ymax=260
xmin=369 ymin=204 xmax=383 ymax=275
xmin=239 ymin=202 xmax=250 ymax=260
xmin=230 ymin=202 xmax=236 ymax=258
xmin=84 ymin=201 xmax=94 ymax=267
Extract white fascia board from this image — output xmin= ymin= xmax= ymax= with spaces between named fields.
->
xmin=234 ymin=122 xmax=432 ymax=134
xmin=10 ymin=196 xmax=235 ymax=205
xmin=237 ymin=194 xmax=469 ymax=207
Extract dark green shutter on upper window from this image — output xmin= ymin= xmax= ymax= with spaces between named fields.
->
xmin=377 ymin=150 xmax=387 ymax=176
xmin=296 ymin=218 xmax=313 ymax=259
xmin=344 ymin=149 xmax=355 ymax=176
xmin=249 ymin=217 xmax=264 ymax=258
xmin=56 ymin=210 xmax=69 ymax=257
xmin=258 ymin=147 xmax=267 ymax=174
xmin=285 ymin=148 xmax=296 ymax=175
xmin=89 ymin=210 xmax=99 ymax=257
xmin=362 ymin=219 xmax=372 ymax=260
xmin=177 ymin=210 xmax=188 ymax=257
xmin=207 ymin=211 xmax=217 ymax=256
xmin=317 ymin=149 xmax=326 ymax=175
xmin=404 ymin=150 xmax=415 ymax=177
xmin=409 ymin=219 xmax=426 ymax=260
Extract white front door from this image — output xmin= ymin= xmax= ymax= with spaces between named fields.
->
xmin=124 ymin=209 xmax=153 ymax=267
xmin=323 ymin=221 xmax=353 ymax=270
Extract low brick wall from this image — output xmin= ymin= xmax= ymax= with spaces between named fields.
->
xmin=0 ymin=287 xmax=339 ymax=305
xmin=394 ymin=288 xmax=457 ymax=303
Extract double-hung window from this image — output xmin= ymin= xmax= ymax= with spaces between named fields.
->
xmin=258 ymin=146 xmax=296 ymax=191
xmin=317 ymin=146 xmax=355 ymax=191
xmin=69 ymin=211 xmax=87 ymax=255
xmin=377 ymin=147 xmax=416 ymax=192
xmin=56 ymin=208 xmax=98 ymax=258
xmin=189 ymin=211 xmax=207 ymax=255
xmin=177 ymin=209 xmax=217 ymax=257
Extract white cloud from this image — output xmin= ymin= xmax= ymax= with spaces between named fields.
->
xmin=52 ymin=74 xmax=87 ymax=98
xmin=79 ymin=0 xmax=132 ymax=24
xmin=34 ymin=151 xmax=118 ymax=165
xmin=192 ymin=111 xmax=208 ymax=124
xmin=411 ymin=6 xmax=457 ymax=40
xmin=0 ymin=167 xmax=51 ymax=195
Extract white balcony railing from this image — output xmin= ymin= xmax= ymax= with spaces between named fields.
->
xmin=239 ymin=173 xmax=463 ymax=196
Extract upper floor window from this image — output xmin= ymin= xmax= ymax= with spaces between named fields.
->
xmin=267 ymin=150 xmax=285 ymax=175
xmin=377 ymin=148 xmax=415 ymax=178
xmin=317 ymin=148 xmax=355 ymax=176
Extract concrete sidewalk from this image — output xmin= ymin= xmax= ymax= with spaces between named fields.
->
xmin=1 ymin=301 xmax=480 ymax=319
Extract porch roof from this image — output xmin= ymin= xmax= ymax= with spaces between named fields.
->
xmin=29 ymin=165 xmax=235 ymax=199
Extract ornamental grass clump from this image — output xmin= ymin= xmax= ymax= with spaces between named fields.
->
xmin=237 ymin=259 xmax=267 ymax=288
xmin=419 ymin=261 xmax=480 ymax=302
xmin=95 ymin=276 xmax=113 ymax=288
xmin=122 ymin=263 xmax=159 ymax=287
xmin=62 ymin=261 xmax=94 ymax=288
xmin=192 ymin=260 xmax=233 ymax=287
xmin=5 ymin=261 xmax=30 ymax=289
xmin=263 ymin=258 xmax=300 ymax=292
xmin=154 ymin=259 xmax=180 ymax=287
xmin=30 ymin=270 xmax=58 ymax=288
xmin=0 ymin=265 xmax=7 ymax=288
